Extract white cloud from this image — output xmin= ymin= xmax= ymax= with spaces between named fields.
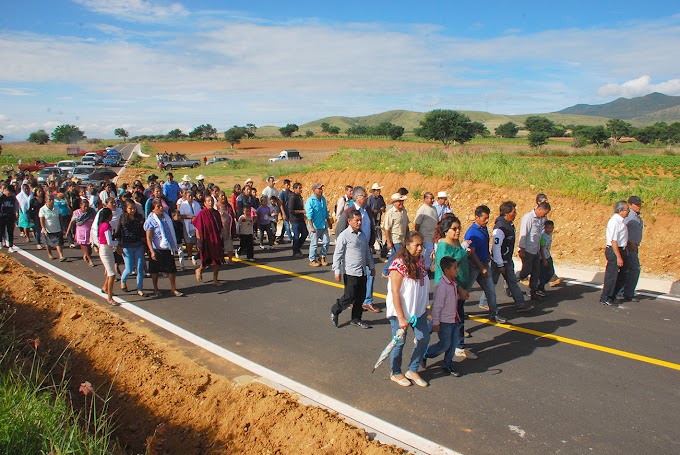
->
xmin=0 ymin=88 xmax=36 ymax=96
xmin=72 ymin=0 xmax=188 ymax=23
xmin=597 ymin=75 xmax=680 ymax=98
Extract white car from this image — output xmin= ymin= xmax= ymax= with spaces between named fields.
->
xmin=83 ymin=152 xmax=103 ymax=165
xmin=72 ymin=165 xmax=96 ymax=182
xmin=57 ymin=160 xmax=78 ymax=177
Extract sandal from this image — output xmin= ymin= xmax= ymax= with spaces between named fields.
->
xmin=137 ymin=291 xmax=148 ymax=297
xmin=172 ymin=290 xmax=184 ymax=297
xmin=120 ymin=284 xmax=129 ymax=292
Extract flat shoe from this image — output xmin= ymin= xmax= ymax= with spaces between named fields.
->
xmin=59 ymin=257 xmax=67 ymax=262
xmin=137 ymin=291 xmax=147 ymax=297
xmin=172 ymin=290 xmax=184 ymax=297
xmin=390 ymin=374 xmax=411 ymax=387
xmin=362 ymin=304 xmax=381 ymax=313
xmin=404 ymin=370 xmax=428 ymax=387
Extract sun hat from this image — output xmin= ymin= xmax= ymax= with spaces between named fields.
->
xmin=390 ymin=193 xmax=407 ymax=202
xmin=370 ymin=183 xmax=383 ymax=190
xmin=196 ymin=174 xmax=205 ymax=180
xmin=437 ymin=191 xmax=448 ymax=198
xmin=181 ymin=175 xmax=191 ymax=182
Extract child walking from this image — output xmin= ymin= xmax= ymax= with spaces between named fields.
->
xmin=422 ymin=256 xmax=469 ymax=377
xmin=237 ymin=211 xmax=255 ymax=260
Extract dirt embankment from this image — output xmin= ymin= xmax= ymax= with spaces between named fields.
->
xmin=0 ymin=255 xmax=403 ymax=454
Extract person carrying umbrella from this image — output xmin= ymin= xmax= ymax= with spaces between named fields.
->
xmin=385 ymin=230 xmax=430 ymax=387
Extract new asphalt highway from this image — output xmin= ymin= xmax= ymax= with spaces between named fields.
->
xmin=10 ymin=237 xmax=680 ymax=455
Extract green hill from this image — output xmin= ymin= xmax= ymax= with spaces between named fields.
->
xmin=631 ymin=105 xmax=680 ymax=124
xmin=556 ymin=92 xmax=680 ymax=120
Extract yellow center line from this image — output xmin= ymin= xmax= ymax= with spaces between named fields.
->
xmin=236 ymin=259 xmax=680 ymax=372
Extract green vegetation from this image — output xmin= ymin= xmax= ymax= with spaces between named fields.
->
xmin=313 ymin=147 xmax=680 ymax=211
xmin=415 ymin=110 xmax=488 ymax=145
xmin=0 ymin=319 xmax=117 ymax=454
xmin=51 ymin=124 xmax=86 ymax=143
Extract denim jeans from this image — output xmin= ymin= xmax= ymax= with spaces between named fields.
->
xmin=363 ymin=266 xmax=375 ymax=304
xmin=538 ymin=257 xmax=555 ymax=291
xmin=468 ymin=260 xmax=499 ymax=317
xmin=422 ymin=241 xmax=434 ymax=270
xmin=382 ymin=243 xmax=401 ymax=276
xmin=388 ymin=313 xmax=430 ymax=375
xmin=308 ymin=227 xmax=329 ymax=261
xmin=424 ymin=321 xmax=463 ymax=369
xmin=291 ymin=222 xmax=308 ymax=255
xmin=623 ymin=249 xmax=640 ymax=298
xmin=121 ymin=245 xmax=145 ymax=291
xmin=480 ymin=260 xmax=525 ymax=307
xmin=278 ymin=219 xmax=292 ymax=242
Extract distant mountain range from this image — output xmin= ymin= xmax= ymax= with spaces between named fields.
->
xmin=261 ymin=92 xmax=678 ymax=135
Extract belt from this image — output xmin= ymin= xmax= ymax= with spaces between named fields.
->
xmin=606 ymin=245 xmax=626 ymax=250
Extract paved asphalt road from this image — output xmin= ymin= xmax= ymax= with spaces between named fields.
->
xmin=7 ymin=144 xmax=680 ymax=454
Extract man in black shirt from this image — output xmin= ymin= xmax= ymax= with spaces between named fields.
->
xmin=287 ymin=182 xmax=308 ymax=257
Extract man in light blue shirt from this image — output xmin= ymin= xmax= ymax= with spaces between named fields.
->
xmin=162 ymin=172 xmax=180 ymax=208
xmin=305 ymin=183 xmax=333 ymax=266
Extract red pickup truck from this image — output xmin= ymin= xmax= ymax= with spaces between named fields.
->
xmin=19 ymin=159 xmax=57 ymax=172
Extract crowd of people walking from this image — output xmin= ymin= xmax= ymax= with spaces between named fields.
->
xmin=0 ymin=166 xmax=644 ymax=387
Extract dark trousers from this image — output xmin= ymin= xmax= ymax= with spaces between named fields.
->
xmin=239 ymin=234 xmax=254 ymax=259
xmin=259 ymin=223 xmax=274 ymax=246
xmin=331 ymin=274 xmax=367 ymax=322
xmin=60 ymin=214 xmax=73 ymax=244
xmin=538 ymin=257 xmax=555 ymax=291
xmin=519 ymin=251 xmax=541 ymax=291
xmin=623 ymin=249 xmax=640 ymax=298
xmin=600 ymin=247 xmax=628 ymax=302
xmin=291 ymin=222 xmax=308 ymax=255
xmin=0 ymin=218 xmax=15 ymax=247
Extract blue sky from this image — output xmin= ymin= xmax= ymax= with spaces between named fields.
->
xmin=1 ymin=0 xmax=679 ymax=141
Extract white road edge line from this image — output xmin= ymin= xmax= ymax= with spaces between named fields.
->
xmin=14 ymin=247 xmax=460 ymax=455
xmin=563 ymin=279 xmax=680 ymax=302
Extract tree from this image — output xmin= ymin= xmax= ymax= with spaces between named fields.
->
xmin=27 ymin=129 xmax=50 ymax=144
xmin=573 ymin=125 xmax=608 ymax=145
xmin=224 ymin=126 xmax=247 ymax=148
xmin=245 ymin=123 xmax=257 ymax=138
xmin=189 ymin=124 xmax=217 ymax=140
xmin=320 ymin=122 xmax=331 ymax=133
xmin=495 ymin=122 xmax=519 ymax=138
xmin=279 ymin=124 xmax=299 ymax=138
xmin=166 ymin=128 xmax=185 ymax=140
xmin=0 ymin=133 xmax=3 ymax=155
xmin=305 ymin=130 xmax=314 ymax=137
xmin=470 ymin=121 xmax=489 ymax=138
xmin=415 ymin=109 xmax=479 ymax=145
xmin=327 ymin=126 xmax=341 ymax=135
xmin=524 ymin=116 xmax=558 ymax=135
xmin=605 ymin=118 xmax=633 ymax=142
xmin=51 ymin=124 xmax=86 ymax=143
xmin=528 ymin=131 xmax=550 ymax=148
xmin=346 ymin=125 xmax=371 ymax=136
xmin=114 ymin=127 xmax=129 ymax=142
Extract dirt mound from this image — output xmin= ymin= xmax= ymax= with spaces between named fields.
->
xmin=0 ymin=255 xmax=403 ymax=454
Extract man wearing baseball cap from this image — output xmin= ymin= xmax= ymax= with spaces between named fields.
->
xmin=381 ymin=193 xmax=409 ymax=277
xmin=622 ymin=195 xmax=644 ymax=302
xmin=305 ymin=183 xmax=333 ymax=266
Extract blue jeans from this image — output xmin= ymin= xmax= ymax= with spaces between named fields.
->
xmin=388 ymin=313 xmax=430 ymax=375
xmin=468 ymin=260 xmax=499 ymax=317
xmin=424 ymin=321 xmax=462 ymax=369
xmin=363 ymin=266 xmax=375 ymax=304
xmin=278 ymin=219 xmax=292 ymax=242
xmin=382 ymin=243 xmax=401 ymax=276
xmin=422 ymin=241 xmax=434 ymax=270
xmin=121 ymin=245 xmax=145 ymax=291
xmin=308 ymin=227 xmax=329 ymax=261
xmin=480 ymin=260 xmax=525 ymax=307
xmin=538 ymin=257 xmax=555 ymax=291
xmin=291 ymin=222 xmax=308 ymax=255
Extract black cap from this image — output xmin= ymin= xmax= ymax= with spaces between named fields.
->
xmin=628 ymin=195 xmax=642 ymax=205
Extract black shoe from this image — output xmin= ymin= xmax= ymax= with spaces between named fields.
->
xmin=420 ymin=356 xmax=428 ymax=369
xmin=350 ymin=319 xmax=371 ymax=329
xmin=623 ymin=296 xmax=640 ymax=302
xmin=530 ymin=292 xmax=543 ymax=301
xmin=442 ymin=367 xmax=462 ymax=377
xmin=331 ymin=312 xmax=339 ymax=328
xmin=600 ymin=299 xmax=618 ymax=306
xmin=515 ymin=303 xmax=534 ymax=313
xmin=505 ymin=287 xmax=512 ymax=297
xmin=535 ymin=289 xmax=547 ymax=297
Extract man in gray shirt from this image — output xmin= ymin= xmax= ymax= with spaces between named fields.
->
xmin=518 ymin=201 xmax=551 ymax=300
xmin=622 ymin=195 xmax=644 ymax=302
xmin=331 ymin=210 xmax=375 ymax=329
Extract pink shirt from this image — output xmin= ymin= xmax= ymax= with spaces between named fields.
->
xmin=98 ymin=221 xmax=112 ymax=245
xmin=431 ymin=275 xmax=460 ymax=325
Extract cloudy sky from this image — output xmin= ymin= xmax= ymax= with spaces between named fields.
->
xmin=1 ymin=0 xmax=679 ymax=141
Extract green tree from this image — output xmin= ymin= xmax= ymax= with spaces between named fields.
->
xmin=224 ymin=126 xmax=247 ymax=148
xmin=245 ymin=123 xmax=257 ymax=138
xmin=524 ymin=116 xmax=557 ymax=134
xmin=573 ymin=125 xmax=608 ymax=145
xmin=528 ymin=131 xmax=550 ymax=148
xmin=27 ymin=129 xmax=50 ymax=144
xmin=415 ymin=109 xmax=479 ymax=145
xmin=327 ymin=126 xmax=341 ymax=135
xmin=305 ymin=130 xmax=314 ymax=137
xmin=189 ymin=124 xmax=217 ymax=140
xmin=51 ymin=124 xmax=86 ymax=143
xmin=166 ymin=128 xmax=185 ymax=140
xmin=320 ymin=122 xmax=331 ymax=133
xmin=279 ymin=124 xmax=299 ymax=137
xmin=606 ymin=118 xmax=633 ymax=142
xmin=346 ymin=125 xmax=371 ymax=136
xmin=114 ymin=127 xmax=129 ymax=142
xmin=495 ymin=122 xmax=519 ymax=138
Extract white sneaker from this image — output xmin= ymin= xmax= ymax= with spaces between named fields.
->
xmin=191 ymin=256 xmax=197 ymax=266
xmin=269 ymin=246 xmax=274 ymax=250
xmin=7 ymin=246 xmax=16 ymax=253
xmin=259 ymin=245 xmax=265 ymax=250
xmin=455 ymin=348 xmax=478 ymax=360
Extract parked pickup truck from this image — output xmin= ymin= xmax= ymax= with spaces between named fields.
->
xmin=160 ymin=154 xmax=201 ymax=171
xmin=19 ymin=159 xmax=56 ymax=172
xmin=268 ymin=149 xmax=302 ymax=162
